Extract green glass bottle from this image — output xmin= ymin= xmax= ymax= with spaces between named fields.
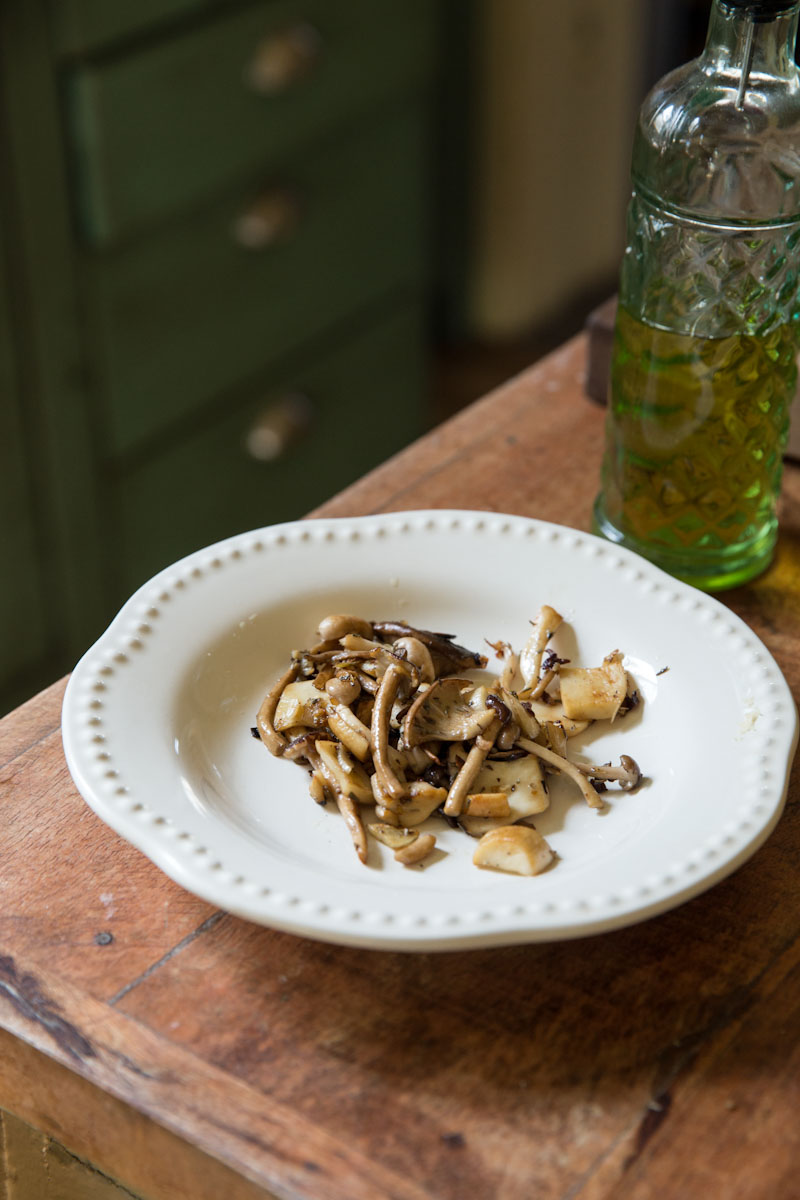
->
xmin=594 ymin=0 xmax=800 ymax=590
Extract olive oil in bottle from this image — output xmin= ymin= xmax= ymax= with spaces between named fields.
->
xmin=594 ymin=0 xmax=800 ymax=590
xmin=597 ymin=307 xmax=796 ymax=590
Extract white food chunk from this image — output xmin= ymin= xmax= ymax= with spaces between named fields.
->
xmin=560 ymin=651 xmax=627 ymax=722
xmin=459 ymin=756 xmax=548 ymax=837
xmin=473 ymin=825 xmax=554 ymax=876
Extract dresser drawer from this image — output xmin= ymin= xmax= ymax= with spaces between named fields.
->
xmin=86 ymin=101 xmax=429 ymax=456
xmin=49 ymin=0 xmax=220 ymax=57
xmin=65 ymin=0 xmax=436 ymax=246
xmin=109 ymin=302 xmax=426 ymax=599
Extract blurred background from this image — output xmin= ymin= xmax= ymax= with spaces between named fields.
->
xmin=1 ymin=0 xmax=711 ymax=714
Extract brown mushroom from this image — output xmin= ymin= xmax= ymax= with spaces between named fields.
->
xmin=394 ymin=833 xmax=436 ymax=866
xmin=519 ymin=605 xmax=563 ymax=691
xmin=402 ymin=677 xmax=495 ymax=747
xmin=458 ymin=753 xmax=549 ymax=836
xmin=317 ymin=614 xmax=373 ymax=642
xmin=324 ymin=670 xmax=361 ymax=706
xmin=326 ymin=703 xmax=372 ymax=762
xmin=577 ymin=755 xmax=642 ymax=790
xmin=372 ymin=620 xmax=488 ymax=675
xmin=443 ymin=716 xmax=503 ymax=816
xmin=370 ymin=662 xmax=408 ymax=806
xmin=392 ymin=636 xmax=436 ymax=684
xmin=368 ymin=823 xmax=419 ymax=850
xmin=256 ymin=662 xmax=301 ymax=756
xmin=516 ymin=736 xmax=605 ymax=811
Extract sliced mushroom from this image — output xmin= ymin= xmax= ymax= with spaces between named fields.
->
xmin=496 ymin=721 xmax=521 ymax=751
xmin=463 ymin=792 xmax=511 ymax=818
xmin=394 ymin=832 xmax=437 ymax=866
xmin=459 ymin=754 xmax=549 ymax=836
xmin=256 ymin=662 xmax=301 ymax=755
xmin=526 ymin=668 xmax=558 ymax=701
xmin=335 ymin=790 xmax=369 ymax=864
xmin=519 ymin=605 xmax=563 ymax=690
xmin=473 ymin=825 xmax=554 ymax=876
xmin=334 ymin=639 xmax=418 ymax=688
xmin=315 ymin=740 xmax=373 ymax=803
xmin=368 ymin=823 xmax=419 ymax=850
xmin=502 ymin=690 xmax=541 ymax=741
xmin=395 ymin=781 xmax=448 ymax=826
xmin=273 ymin=680 xmax=329 ymax=732
xmin=486 ymin=639 xmax=521 ymax=691
xmin=283 ymin=731 xmax=325 ymax=762
xmin=402 ymin=677 xmax=495 ymax=747
xmin=372 ymin=620 xmax=488 ymax=675
xmin=517 ymin=737 xmax=605 ymax=811
xmin=559 ymin=651 xmax=628 ymax=722
xmin=577 ymin=754 xmax=642 ymax=790
xmin=396 ymin=743 xmax=439 ymax=777
xmin=443 ymin=717 xmax=503 ymax=816
xmin=370 ymin=662 xmax=407 ymax=806
xmin=392 ymin=636 xmax=436 ymax=684
xmin=327 ymin=703 xmax=371 ymax=761
xmin=308 ymin=772 xmax=327 ymax=806
xmin=523 ymin=696 xmax=589 ymax=739
xmin=544 ymin=722 xmax=568 ymax=760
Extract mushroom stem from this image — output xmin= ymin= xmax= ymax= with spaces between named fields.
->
xmin=306 ymin=743 xmax=368 ymax=862
xmin=371 ymin=662 xmax=407 ymax=806
xmin=443 ymin=716 xmax=503 ymax=816
xmin=519 ymin=605 xmax=563 ymax=690
xmin=256 ymin=662 xmax=301 ymax=756
xmin=516 ymin=737 xmax=605 ymax=811
xmin=576 ymin=755 xmax=642 ymax=790
xmin=526 ymin=668 xmax=557 ymax=701
xmin=335 ymin=791 xmax=369 ymax=864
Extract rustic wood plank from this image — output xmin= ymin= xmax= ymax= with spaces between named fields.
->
xmin=0 ymin=679 xmax=65 ymax=770
xmin=0 ymin=954 xmax=432 ymax=1200
xmin=0 ymin=1106 xmax=145 ymax=1200
xmin=568 ymin=934 xmax=800 ymax=1200
xmin=0 ymin=726 xmax=217 ymax=999
xmin=1 ymin=333 xmax=799 ymax=1200
xmin=111 ymin=786 xmax=800 ymax=1199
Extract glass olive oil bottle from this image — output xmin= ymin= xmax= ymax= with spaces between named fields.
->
xmin=594 ymin=0 xmax=800 ymax=590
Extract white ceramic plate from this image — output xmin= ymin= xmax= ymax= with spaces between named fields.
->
xmin=62 ymin=511 xmax=797 ymax=950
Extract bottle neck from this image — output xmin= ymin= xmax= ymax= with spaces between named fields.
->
xmin=702 ymin=2 xmax=800 ymax=81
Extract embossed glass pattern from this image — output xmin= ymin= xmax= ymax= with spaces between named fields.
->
xmin=595 ymin=0 xmax=800 ymax=590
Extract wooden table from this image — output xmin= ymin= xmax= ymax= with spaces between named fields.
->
xmin=2 ymin=333 xmax=799 ymax=1200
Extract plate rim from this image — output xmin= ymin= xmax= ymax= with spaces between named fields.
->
xmin=61 ymin=509 xmax=799 ymax=950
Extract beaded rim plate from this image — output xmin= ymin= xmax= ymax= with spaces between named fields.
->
xmin=62 ymin=511 xmax=798 ymax=950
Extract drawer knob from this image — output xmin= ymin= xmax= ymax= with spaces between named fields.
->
xmin=245 ymin=23 xmax=322 ymax=95
xmin=232 ymin=188 xmax=301 ymax=250
xmin=244 ymin=393 xmax=313 ymax=461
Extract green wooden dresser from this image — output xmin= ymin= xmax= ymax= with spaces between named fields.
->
xmin=1 ymin=0 xmax=437 ymax=714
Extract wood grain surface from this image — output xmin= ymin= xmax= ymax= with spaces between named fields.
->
xmin=1 ymin=334 xmax=798 ymax=1200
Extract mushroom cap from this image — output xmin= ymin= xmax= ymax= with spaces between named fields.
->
xmin=402 ymin=678 xmax=496 ymax=746
xmin=372 ymin=621 xmax=488 ymax=674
